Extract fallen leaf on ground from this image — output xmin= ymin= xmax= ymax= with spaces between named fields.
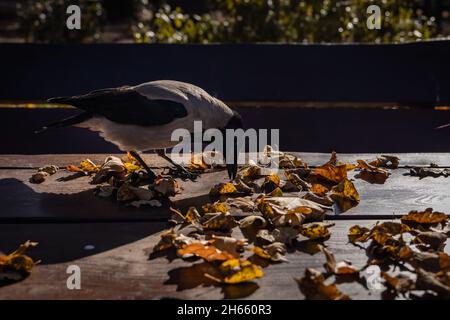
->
xmin=356 ymin=160 xmax=390 ymax=184
xmin=330 ymin=178 xmax=360 ymax=212
xmin=189 ymin=153 xmax=210 ymax=171
xmin=321 ymin=246 xmax=359 ymax=275
xmin=202 ymin=212 xmax=238 ymax=231
xmin=400 ymin=208 xmax=448 ymax=227
xmin=311 ymin=183 xmax=329 ymax=197
xmin=177 ymin=242 xmax=235 ymax=262
xmin=202 ymin=202 xmax=229 ymax=214
xmin=0 ymin=241 xmax=38 ymax=277
xmin=205 ymin=259 xmax=264 ymax=284
xmin=348 ymin=225 xmax=371 ymax=243
xmin=369 ymin=155 xmax=400 ymax=169
xmin=209 ymin=182 xmax=238 ymax=195
xmin=239 ymin=216 xmax=267 ymax=229
xmin=409 ymin=166 xmax=450 ymax=179
xmin=66 ymin=159 xmax=99 ymax=174
xmin=299 ymin=222 xmax=334 ymax=240
xmin=153 ymin=176 xmax=180 ymax=197
xmin=313 ymin=164 xmax=348 ymax=184
xmin=253 ymin=242 xmax=287 ymax=262
xmin=381 ymin=272 xmax=415 ymax=294
xmin=296 ymin=268 xmax=350 ymax=300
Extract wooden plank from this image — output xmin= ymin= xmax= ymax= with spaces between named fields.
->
xmin=0 ymin=220 xmax=434 ymax=300
xmin=0 ymin=166 xmax=450 ymax=220
xmin=1 ymin=153 xmax=450 ymax=169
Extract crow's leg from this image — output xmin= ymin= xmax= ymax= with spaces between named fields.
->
xmin=156 ymin=149 xmax=199 ymax=180
xmin=129 ymin=150 xmax=157 ymax=182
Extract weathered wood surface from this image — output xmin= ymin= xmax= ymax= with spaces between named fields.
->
xmin=1 ymin=156 xmax=449 ymax=220
xmin=1 ymin=153 xmax=450 ymax=169
xmin=0 ymin=220 xmax=435 ymax=300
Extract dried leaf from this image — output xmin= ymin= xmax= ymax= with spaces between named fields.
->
xmin=369 ymin=155 xmax=400 ymax=169
xmin=216 ymin=259 xmax=264 ymax=284
xmin=321 ymin=246 xmax=359 ymax=275
xmin=409 ymin=167 xmax=450 ymax=179
xmin=225 ymin=197 xmax=256 ymax=212
xmin=302 ymin=192 xmax=334 ymax=207
xmin=239 ymin=216 xmax=267 ymax=229
xmin=311 ymin=183 xmax=329 ymax=197
xmin=356 ymin=160 xmax=390 ymax=184
xmin=153 ymin=176 xmax=179 ymax=197
xmin=38 ymin=165 xmax=59 ymax=175
xmin=299 ymin=222 xmax=334 ymax=240
xmin=66 ymin=159 xmax=99 ymax=174
xmin=253 ymin=242 xmax=287 ymax=262
xmin=202 ymin=212 xmax=238 ymax=231
xmin=296 ymin=268 xmax=350 ymax=300
xmin=400 ymin=208 xmax=448 ymax=227
xmin=30 ymin=171 xmax=49 ymax=184
xmin=312 ymin=164 xmax=347 ymax=183
xmin=189 ymin=153 xmax=210 ymax=171
xmin=381 ymin=272 xmax=415 ymax=294
xmin=272 ymin=227 xmax=300 ymax=245
xmin=261 ymin=173 xmax=281 ymax=193
xmin=210 ymin=236 xmax=247 ymax=258
xmin=0 ymin=240 xmax=38 ymax=275
xmin=209 ymin=182 xmax=238 ymax=195
xmin=348 ymin=225 xmax=371 ymax=243
xmin=330 ymin=178 xmax=360 ymax=212
xmin=415 ymin=268 xmax=450 ymax=296
xmin=202 ymin=202 xmax=229 ymax=214
xmin=413 ymin=231 xmax=447 ymax=251
xmin=177 ymin=242 xmax=235 ymax=262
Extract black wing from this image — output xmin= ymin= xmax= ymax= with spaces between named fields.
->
xmin=48 ymin=87 xmax=188 ymax=126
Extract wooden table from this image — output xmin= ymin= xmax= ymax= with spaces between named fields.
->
xmin=0 ymin=153 xmax=449 ymax=299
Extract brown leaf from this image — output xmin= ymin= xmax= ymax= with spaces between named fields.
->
xmin=330 ymin=178 xmax=360 ymax=212
xmin=400 ymin=208 xmax=448 ymax=227
xmin=0 ymin=240 xmax=38 ymax=275
xmin=321 ymin=246 xmax=359 ymax=275
xmin=296 ymin=268 xmax=350 ymax=300
xmin=312 ymin=164 xmax=347 ymax=183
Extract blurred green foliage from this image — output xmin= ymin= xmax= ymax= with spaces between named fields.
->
xmin=133 ymin=0 xmax=439 ymax=43
xmin=15 ymin=0 xmax=440 ymax=43
xmin=17 ymin=0 xmax=103 ymax=43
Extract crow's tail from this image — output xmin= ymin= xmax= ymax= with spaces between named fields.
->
xmin=34 ymin=112 xmax=92 ymax=134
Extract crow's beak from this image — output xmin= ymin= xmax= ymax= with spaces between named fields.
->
xmin=226 ymin=162 xmax=238 ymax=181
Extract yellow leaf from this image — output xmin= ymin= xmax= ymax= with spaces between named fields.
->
xmin=123 ymin=162 xmax=141 ymax=172
xmin=0 ymin=240 xmax=38 ymax=274
xmin=209 ymin=182 xmax=238 ymax=195
xmin=217 ymin=259 xmax=264 ymax=284
xmin=189 ymin=154 xmax=210 ymax=171
xmin=202 ymin=202 xmax=229 ymax=214
xmin=299 ymin=222 xmax=332 ymax=240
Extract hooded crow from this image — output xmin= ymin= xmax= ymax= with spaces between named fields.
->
xmin=36 ymin=80 xmax=244 ymax=181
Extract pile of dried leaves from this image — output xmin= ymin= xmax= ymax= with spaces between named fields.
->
xmin=344 ymin=209 xmax=450 ymax=299
xmin=151 ymin=150 xmax=413 ymax=298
